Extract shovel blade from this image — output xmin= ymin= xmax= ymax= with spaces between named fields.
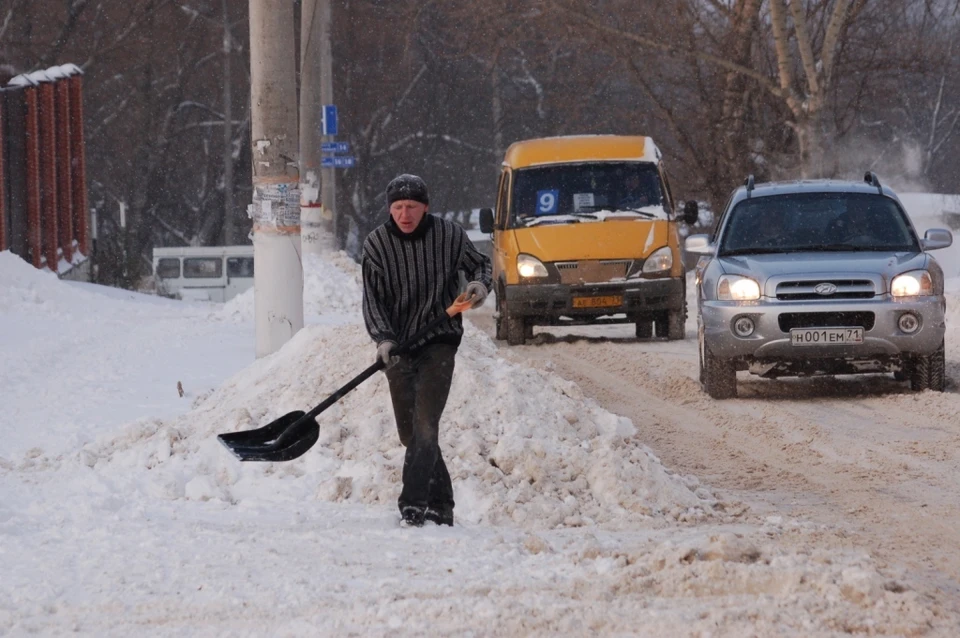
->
xmin=217 ymin=410 xmax=320 ymax=462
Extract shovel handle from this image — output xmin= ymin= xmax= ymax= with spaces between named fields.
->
xmin=301 ymin=297 xmax=470 ymax=423
xmin=221 ymin=297 xmax=476 ymax=460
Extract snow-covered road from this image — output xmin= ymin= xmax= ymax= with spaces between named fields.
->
xmin=471 ymin=285 xmax=960 ymax=612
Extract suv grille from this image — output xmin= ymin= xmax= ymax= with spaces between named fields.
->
xmin=776 ymin=279 xmax=875 ymax=301
xmin=555 ymin=260 xmax=631 ymax=284
xmin=778 ymin=312 xmax=875 ymax=332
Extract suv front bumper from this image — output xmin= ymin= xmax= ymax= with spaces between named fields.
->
xmin=702 ymin=296 xmax=945 ymax=360
xmin=504 ymin=277 xmax=683 ymax=325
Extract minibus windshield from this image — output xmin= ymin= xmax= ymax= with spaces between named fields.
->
xmin=510 ymin=162 xmax=665 ymax=228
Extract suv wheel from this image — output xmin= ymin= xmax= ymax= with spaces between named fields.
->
xmin=909 ymin=340 xmax=946 ymax=392
xmin=697 ymin=325 xmax=706 ymax=385
xmin=702 ymin=339 xmax=737 ymax=399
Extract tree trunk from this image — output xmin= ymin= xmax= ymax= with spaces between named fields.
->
xmin=720 ymin=0 xmax=761 ymax=182
xmin=490 ymin=47 xmax=505 ymax=164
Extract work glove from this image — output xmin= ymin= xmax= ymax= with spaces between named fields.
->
xmin=464 ymin=281 xmax=488 ymax=308
xmin=377 ymin=340 xmax=399 ymax=368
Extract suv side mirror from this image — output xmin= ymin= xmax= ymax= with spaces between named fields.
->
xmin=921 ymin=228 xmax=953 ymax=251
xmin=681 ymin=200 xmax=699 ymax=225
xmin=684 ymin=234 xmax=713 ymax=255
xmin=479 ymin=208 xmax=495 ymax=234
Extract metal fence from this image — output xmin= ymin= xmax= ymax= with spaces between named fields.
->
xmin=1 ymin=64 xmax=89 ymax=274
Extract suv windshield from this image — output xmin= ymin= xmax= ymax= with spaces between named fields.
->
xmin=509 ymin=162 xmax=665 ymax=228
xmin=718 ymin=193 xmax=920 ymax=256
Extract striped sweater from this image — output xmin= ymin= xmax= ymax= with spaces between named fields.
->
xmin=362 ymin=214 xmax=492 ymax=351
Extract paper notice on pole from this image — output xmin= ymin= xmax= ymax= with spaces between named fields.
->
xmin=251 ymin=183 xmax=301 ymax=232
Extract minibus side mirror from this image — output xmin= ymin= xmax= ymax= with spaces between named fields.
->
xmin=682 ymin=200 xmax=699 ymax=225
xmin=479 ymin=208 xmax=495 ymax=234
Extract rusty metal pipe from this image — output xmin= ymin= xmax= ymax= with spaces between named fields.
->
xmin=55 ymin=79 xmax=73 ymax=263
xmin=67 ymin=73 xmax=89 ymax=256
xmin=38 ymin=81 xmax=58 ymax=271
xmin=25 ymin=86 xmax=42 ymax=268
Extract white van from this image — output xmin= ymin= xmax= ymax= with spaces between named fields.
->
xmin=152 ymin=245 xmax=254 ymax=302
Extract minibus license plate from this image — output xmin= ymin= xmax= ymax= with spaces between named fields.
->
xmin=572 ymin=295 xmax=622 ymax=309
xmin=790 ymin=327 xmax=863 ymax=346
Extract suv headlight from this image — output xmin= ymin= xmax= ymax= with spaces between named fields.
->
xmin=718 ymin=275 xmax=761 ymax=301
xmin=891 ymin=270 xmax=933 ymax=297
xmin=517 ymin=253 xmax=548 ymax=278
xmin=641 ymin=246 xmax=673 ymax=273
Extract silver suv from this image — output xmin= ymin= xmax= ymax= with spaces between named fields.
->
xmin=686 ymin=173 xmax=953 ymax=399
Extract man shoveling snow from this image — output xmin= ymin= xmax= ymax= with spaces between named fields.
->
xmin=362 ymin=174 xmax=492 ymax=527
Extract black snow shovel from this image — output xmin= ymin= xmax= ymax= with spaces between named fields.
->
xmin=217 ymin=296 xmax=474 ymax=462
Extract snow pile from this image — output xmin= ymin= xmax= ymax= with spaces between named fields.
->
xmin=1 ymin=250 xmax=253 ymax=460
xmin=54 ymin=252 xmax=716 ymax=530
xmin=218 ymin=252 xmax=363 ymax=322
xmin=0 ymin=250 xmax=96 ymax=314
xmin=0 ymin=250 xmax=190 ymax=316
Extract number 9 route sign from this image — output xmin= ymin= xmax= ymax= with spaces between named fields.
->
xmin=536 ymin=190 xmax=559 ymax=216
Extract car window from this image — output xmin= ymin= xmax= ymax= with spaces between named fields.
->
xmin=509 ymin=162 xmax=663 ymax=228
xmin=155 ymin=258 xmax=180 ymax=279
xmin=227 ymin=256 xmax=254 ymax=278
xmin=718 ymin=193 xmax=919 ymax=256
xmin=495 ymin=170 xmax=511 ymax=228
xmin=183 ymin=257 xmax=224 ymax=278
xmin=711 ymin=192 xmax=736 ymax=242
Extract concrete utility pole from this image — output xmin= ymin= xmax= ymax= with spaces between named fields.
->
xmin=299 ymin=0 xmax=335 ymax=255
xmin=319 ymin=0 xmax=338 ymax=249
xmin=249 ymin=0 xmax=304 ymax=358
xmin=221 ymin=0 xmax=234 ymax=246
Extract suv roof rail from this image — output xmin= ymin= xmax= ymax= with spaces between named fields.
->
xmin=864 ymin=171 xmax=882 ymax=193
xmin=744 ymin=174 xmax=755 ymax=196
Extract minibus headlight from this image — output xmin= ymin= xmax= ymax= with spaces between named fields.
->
xmin=517 ymin=254 xmax=548 ymax=278
xmin=641 ymin=246 xmax=673 ymax=274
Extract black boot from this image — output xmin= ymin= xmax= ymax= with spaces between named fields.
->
xmin=400 ymin=505 xmax=426 ymax=528
xmin=425 ymin=505 xmax=454 ymax=526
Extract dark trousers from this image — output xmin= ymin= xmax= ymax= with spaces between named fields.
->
xmin=385 ymin=343 xmax=456 ymax=514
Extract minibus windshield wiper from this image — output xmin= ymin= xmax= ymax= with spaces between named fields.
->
xmin=518 ymin=215 xmax=582 ymax=227
xmin=570 ymin=206 xmax=661 ymax=220
xmin=615 ymin=207 xmax=658 ymax=219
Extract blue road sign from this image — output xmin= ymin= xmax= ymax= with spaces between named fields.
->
xmin=321 ymin=156 xmax=356 ymax=168
xmin=321 ymin=105 xmax=338 ymax=136
xmin=321 ymin=142 xmax=350 ymax=153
